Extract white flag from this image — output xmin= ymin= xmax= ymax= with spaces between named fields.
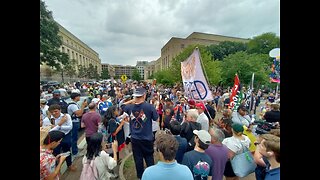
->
xmin=181 ymin=48 xmax=213 ymax=101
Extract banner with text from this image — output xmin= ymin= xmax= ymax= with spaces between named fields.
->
xmin=181 ymin=48 xmax=213 ymax=101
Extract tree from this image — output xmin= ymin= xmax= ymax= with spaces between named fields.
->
xmin=54 ymin=58 xmax=76 ymax=83
xmin=132 ymin=68 xmax=141 ymax=81
xmin=247 ymin=32 xmax=280 ymax=55
xmin=221 ymin=51 xmax=270 ymax=87
xmin=100 ymin=68 xmax=110 ymax=79
xmin=40 ymin=0 xmax=69 ymax=70
xmin=153 ymin=70 xmax=175 ymax=86
xmin=78 ymin=65 xmax=87 ymax=79
xmin=86 ymin=64 xmax=99 ymax=80
xmin=63 ymin=59 xmax=77 ymax=78
xmin=207 ymin=41 xmax=247 ymax=61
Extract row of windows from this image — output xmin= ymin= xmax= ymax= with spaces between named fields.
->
xmin=63 ymin=36 xmax=97 ymax=60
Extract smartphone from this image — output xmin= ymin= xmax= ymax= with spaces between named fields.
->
xmin=59 ymin=151 xmax=71 ymax=157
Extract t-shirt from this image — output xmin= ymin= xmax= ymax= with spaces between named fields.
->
xmin=222 ymin=136 xmax=251 ymax=154
xmin=82 ymin=151 xmax=117 ymax=180
xmin=205 ymin=144 xmax=229 ymax=180
xmin=82 ymin=111 xmax=100 ymax=137
xmin=182 ymin=150 xmax=213 ymax=180
xmin=264 ymin=110 xmax=280 ymax=123
xmin=174 ymin=135 xmax=187 ymax=164
xmin=265 ymin=167 xmax=280 ymax=180
xmin=67 ymin=102 xmax=81 ymax=122
xmin=123 ymin=102 xmax=158 ymax=141
xmin=142 ymin=161 xmax=193 ymax=180
xmin=231 ymin=112 xmax=251 ymax=127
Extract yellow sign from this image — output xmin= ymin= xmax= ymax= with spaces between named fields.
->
xmin=121 ymin=74 xmax=127 ymax=82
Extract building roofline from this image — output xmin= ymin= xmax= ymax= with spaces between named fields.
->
xmin=56 ymin=22 xmax=99 ymax=56
xmin=186 ymin=32 xmax=249 ymax=41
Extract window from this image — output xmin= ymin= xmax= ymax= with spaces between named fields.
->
xmin=62 ymin=47 xmax=65 ymax=53
xmin=181 ymin=44 xmax=185 ymax=48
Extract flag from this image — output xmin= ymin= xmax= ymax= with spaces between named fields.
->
xmin=244 ymin=73 xmax=254 ymax=111
xmin=229 ymin=74 xmax=240 ymax=110
xmin=181 ymin=48 xmax=213 ymax=101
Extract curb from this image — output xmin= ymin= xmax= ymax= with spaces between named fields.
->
xmin=119 ymin=152 xmax=133 ymax=180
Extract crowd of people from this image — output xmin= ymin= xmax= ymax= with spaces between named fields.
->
xmin=40 ymin=80 xmax=280 ymax=180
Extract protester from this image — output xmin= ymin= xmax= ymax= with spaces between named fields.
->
xmin=169 ymin=120 xmax=187 ymax=163
xmin=81 ymin=102 xmax=101 ymax=145
xmin=141 ymin=133 xmax=193 ymax=180
xmin=40 ymin=130 xmax=67 ymax=180
xmin=182 ymin=130 xmax=213 ymax=180
xmin=122 ymin=87 xmax=159 ymax=179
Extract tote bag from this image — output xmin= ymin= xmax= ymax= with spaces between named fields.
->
xmin=230 ymin=141 xmax=257 ymax=177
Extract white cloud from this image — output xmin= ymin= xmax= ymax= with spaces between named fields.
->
xmin=44 ymin=0 xmax=280 ymax=66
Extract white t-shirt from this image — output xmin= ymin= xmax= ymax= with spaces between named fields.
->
xmin=82 ymin=151 xmax=117 ymax=180
xmin=222 ymin=136 xmax=251 ymax=154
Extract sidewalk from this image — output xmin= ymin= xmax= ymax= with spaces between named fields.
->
xmin=60 ymin=134 xmax=130 ymax=180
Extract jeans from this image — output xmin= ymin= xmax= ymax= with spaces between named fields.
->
xmin=53 ymin=132 xmax=72 ymax=167
xmin=71 ymin=122 xmax=80 ymax=155
xmin=131 ymin=138 xmax=154 ymax=178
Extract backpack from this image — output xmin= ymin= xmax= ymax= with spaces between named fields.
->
xmin=67 ymin=102 xmax=81 ymax=120
xmin=59 ymin=100 xmax=69 ymax=113
xmin=80 ymin=158 xmax=99 ymax=180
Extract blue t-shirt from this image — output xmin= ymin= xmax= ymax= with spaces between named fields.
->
xmin=142 ymin=161 xmax=193 ymax=180
xmin=182 ymin=150 xmax=213 ymax=180
xmin=123 ymin=102 xmax=158 ymax=141
xmin=174 ymin=135 xmax=187 ymax=164
xmin=265 ymin=167 xmax=280 ymax=180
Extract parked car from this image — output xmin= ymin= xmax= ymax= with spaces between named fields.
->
xmin=42 ymin=81 xmax=60 ymax=91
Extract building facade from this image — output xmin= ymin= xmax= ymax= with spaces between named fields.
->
xmin=136 ymin=61 xmax=149 ymax=79
xmin=101 ymin=63 xmax=115 ymax=78
xmin=155 ymin=32 xmax=249 ymax=72
xmin=144 ymin=60 xmax=156 ymax=80
xmin=113 ymin=65 xmax=136 ymax=79
xmin=40 ymin=22 xmax=102 ymax=81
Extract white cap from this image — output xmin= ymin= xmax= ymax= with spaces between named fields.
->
xmin=193 ymin=130 xmax=211 ymax=144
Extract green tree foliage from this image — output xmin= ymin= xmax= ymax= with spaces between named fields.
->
xmin=221 ymin=51 xmax=270 ymax=87
xmin=207 ymin=41 xmax=247 ymax=61
xmin=53 ymin=58 xmax=77 ymax=82
xmin=132 ymin=69 xmax=141 ymax=81
xmin=100 ymin=68 xmax=110 ymax=79
xmin=64 ymin=59 xmax=77 ymax=78
xmin=247 ymin=32 xmax=280 ymax=55
xmin=153 ymin=70 xmax=175 ymax=86
xmin=40 ymin=0 xmax=69 ymax=70
xmin=78 ymin=65 xmax=87 ymax=78
xmin=86 ymin=64 xmax=99 ymax=79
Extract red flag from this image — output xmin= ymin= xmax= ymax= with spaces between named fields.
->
xmin=229 ymin=74 xmax=240 ymax=109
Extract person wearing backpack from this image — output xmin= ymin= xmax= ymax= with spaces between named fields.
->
xmin=80 ymin=132 xmax=118 ymax=180
xmin=47 ymin=90 xmax=69 ymax=114
xmin=67 ymin=92 xmax=88 ymax=157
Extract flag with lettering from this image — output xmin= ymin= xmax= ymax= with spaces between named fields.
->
xmin=181 ymin=48 xmax=213 ymax=101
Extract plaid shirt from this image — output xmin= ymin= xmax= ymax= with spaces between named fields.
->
xmin=40 ymin=146 xmax=58 ymax=180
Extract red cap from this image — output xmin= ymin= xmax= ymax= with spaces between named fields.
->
xmin=188 ymin=99 xmax=196 ymax=106
xmin=195 ymin=103 xmax=205 ymax=110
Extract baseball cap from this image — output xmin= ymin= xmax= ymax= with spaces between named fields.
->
xmin=188 ymin=99 xmax=196 ymax=106
xmin=52 ymin=90 xmax=60 ymax=94
xmin=232 ymin=123 xmax=244 ymax=133
xmin=132 ymin=87 xmax=146 ymax=97
xmin=193 ymin=130 xmax=211 ymax=144
xmin=195 ymin=103 xmax=205 ymax=110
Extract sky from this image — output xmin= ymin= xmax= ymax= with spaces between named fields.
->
xmin=44 ymin=0 xmax=280 ymax=66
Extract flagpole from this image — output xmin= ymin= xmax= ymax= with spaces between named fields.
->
xmin=249 ymin=73 xmax=254 ymax=114
xmin=275 ymin=82 xmax=279 ymax=99
xmin=195 ymin=47 xmax=214 ymax=121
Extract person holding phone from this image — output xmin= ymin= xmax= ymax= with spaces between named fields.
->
xmin=40 ymin=130 xmax=68 ymax=180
